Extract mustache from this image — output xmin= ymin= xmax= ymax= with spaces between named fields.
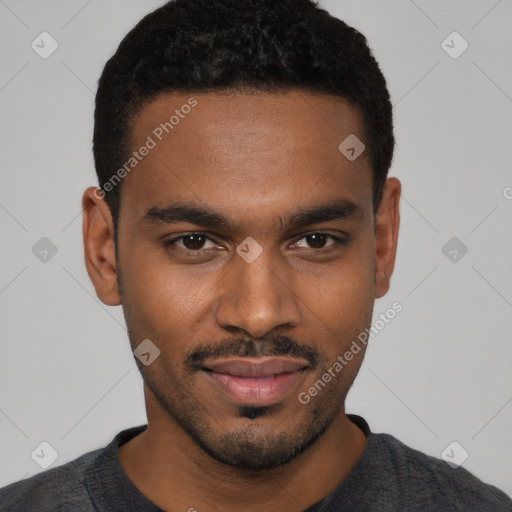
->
xmin=184 ymin=333 xmax=321 ymax=371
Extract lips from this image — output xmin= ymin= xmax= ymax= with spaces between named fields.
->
xmin=202 ymin=356 xmax=309 ymax=407
xmin=203 ymin=357 xmax=309 ymax=378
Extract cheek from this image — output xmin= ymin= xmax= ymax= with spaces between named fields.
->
xmin=297 ymin=236 xmax=375 ymax=312
xmin=119 ymin=244 xmax=219 ymax=338
xmin=297 ymin=241 xmax=376 ymax=357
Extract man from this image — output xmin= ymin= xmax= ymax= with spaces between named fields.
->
xmin=1 ymin=0 xmax=510 ymax=510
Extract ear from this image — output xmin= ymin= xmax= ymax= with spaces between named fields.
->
xmin=82 ymin=187 xmax=121 ymax=306
xmin=375 ymin=177 xmax=401 ymax=298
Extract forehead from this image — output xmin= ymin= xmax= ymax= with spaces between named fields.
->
xmin=131 ymin=89 xmax=366 ymax=157
xmin=120 ymin=90 xmax=372 ymax=226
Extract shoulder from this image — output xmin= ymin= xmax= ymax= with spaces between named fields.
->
xmin=0 ymin=447 xmax=102 ymax=512
xmin=369 ymin=433 xmax=512 ymax=510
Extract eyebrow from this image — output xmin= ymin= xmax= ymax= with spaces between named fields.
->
xmin=141 ymin=198 xmax=363 ymax=231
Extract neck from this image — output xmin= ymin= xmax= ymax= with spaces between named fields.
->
xmin=118 ymin=392 xmax=366 ymax=511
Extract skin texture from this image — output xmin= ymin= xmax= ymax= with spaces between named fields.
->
xmin=82 ymin=90 xmax=401 ymax=511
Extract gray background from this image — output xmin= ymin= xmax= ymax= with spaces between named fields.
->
xmin=1 ymin=0 xmax=511 ymax=499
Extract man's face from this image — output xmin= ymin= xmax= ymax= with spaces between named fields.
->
xmin=108 ymin=90 xmax=391 ymax=469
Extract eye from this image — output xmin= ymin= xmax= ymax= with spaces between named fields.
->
xmin=165 ymin=231 xmax=348 ymax=255
xmin=166 ymin=233 xmax=218 ymax=252
xmin=293 ymin=232 xmax=347 ymax=250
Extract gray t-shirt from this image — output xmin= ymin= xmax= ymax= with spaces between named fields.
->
xmin=0 ymin=416 xmax=510 ymax=511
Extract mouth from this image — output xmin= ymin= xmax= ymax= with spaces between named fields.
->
xmin=201 ymin=356 xmax=310 ymax=407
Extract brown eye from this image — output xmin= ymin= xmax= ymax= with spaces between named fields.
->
xmin=166 ymin=233 xmax=217 ymax=252
xmin=295 ymin=233 xmax=345 ymax=250
xmin=182 ymin=234 xmax=207 ymax=250
xmin=305 ymin=233 xmax=329 ymax=249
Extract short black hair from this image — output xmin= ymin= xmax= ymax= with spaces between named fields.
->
xmin=93 ymin=0 xmax=394 ymax=243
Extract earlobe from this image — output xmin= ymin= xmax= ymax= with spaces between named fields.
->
xmin=82 ymin=187 xmax=121 ymax=306
xmin=375 ymin=177 xmax=401 ymax=299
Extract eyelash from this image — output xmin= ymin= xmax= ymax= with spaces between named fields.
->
xmin=164 ymin=232 xmax=348 ymax=255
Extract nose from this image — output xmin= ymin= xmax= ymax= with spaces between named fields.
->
xmin=213 ymin=247 xmax=302 ymax=339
